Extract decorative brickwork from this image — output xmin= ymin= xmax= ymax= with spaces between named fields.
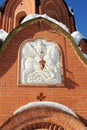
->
xmin=0 ymin=18 xmax=87 ymax=127
xmin=40 ymin=0 xmax=76 ymax=33
xmin=0 ymin=0 xmax=87 ymax=129
xmin=0 ymin=0 xmax=76 ymax=33
xmin=0 ymin=106 xmax=86 ymax=130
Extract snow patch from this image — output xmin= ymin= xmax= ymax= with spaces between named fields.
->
xmin=13 ymin=101 xmax=78 ymax=118
xmin=21 ymin=14 xmax=69 ymax=33
xmin=71 ymin=31 xmax=85 ymax=45
xmin=0 ymin=29 xmax=8 ymax=41
xmin=82 ymin=53 xmax=87 ymax=59
xmin=68 ymin=6 xmax=74 ymax=15
xmin=71 ymin=31 xmax=87 ymax=59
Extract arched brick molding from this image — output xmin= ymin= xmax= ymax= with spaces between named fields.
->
xmin=40 ymin=0 xmax=76 ymax=33
xmin=2 ymin=0 xmax=22 ymax=32
xmin=44 ymin=10 xmax=59 ymax=21
xmin=0 ymin=102 xmax=86 ymax=130
xmin=2 ymin=0 xmax=35 ymax=32
xmin=1 ymin=0 xmax=76 ymax=33
xmin=21 ymin=122 xmax=64 ymax=130
xmin=41 ymin=0 xmax=61 ymax=21
xmin=16 ymin=11 xmax=27 ymax=27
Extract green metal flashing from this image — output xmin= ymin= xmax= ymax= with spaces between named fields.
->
xmin=0 ymin=17 xmax=87 ymax=65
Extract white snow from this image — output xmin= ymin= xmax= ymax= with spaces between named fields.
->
xmin=79 ymin=47 xmax=87 ymax=59
xmin=13 ymin=101 xmax=78 ymax=118
xmin=71 ymin=31 xmax=87 ymax=59
xmin=0 ymin=29 xmax=8 ymax=41
xmin=82 ymin=53 xmax=87 ymax=59
xmin=68 ymin=6 xmax=74 ymax=15
xmin=21 ymin=14 xmax=69 ymax=33
xmin=71 ymin=31 xmax=85 ymax=45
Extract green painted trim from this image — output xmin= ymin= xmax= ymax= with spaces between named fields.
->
xmin=0 ymin=17 xmax=87 ymax=65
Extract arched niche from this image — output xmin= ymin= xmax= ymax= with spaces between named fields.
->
xmin=41 ymin=1 xmax=60 ymax=21
xmin=16 ymin=11 xmax=27 ymax=26
xmin=2 ymin=0 xmax=35 ymax=32
xmin=40 ymin=0 xmax=76 ymax=33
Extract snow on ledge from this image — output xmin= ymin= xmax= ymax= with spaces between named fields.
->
xmin=71 ymin=31 xmax=85 ymax=45
xmin=71 ymin=31 xmax=87 ymax=59
xmin=0 ymin=29 xmax=8 ymax=41
xmin=13 ymin=101 xmax=78 ymax=118
xmin=21 ymin=14 xmax=69 ymax=33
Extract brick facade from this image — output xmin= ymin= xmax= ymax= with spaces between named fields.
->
xmin=0 ymin=0 xmax=87 ymax=129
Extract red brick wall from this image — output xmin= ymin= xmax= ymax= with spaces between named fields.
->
xmin=0 ymin=20 xmax=87 ymax=126
xmin=40 ymin=0 xmax=76 ymax=33
xmin=1 ymin=0 xmax=76 ymax=33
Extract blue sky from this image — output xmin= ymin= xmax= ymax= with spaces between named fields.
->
xmin=0 ymin=0 xmax=6 ymax=6
xmin=65 ymin=0 xmax=87 ymax=38
xmin=0 ymin=0 xmax=87 ymax=38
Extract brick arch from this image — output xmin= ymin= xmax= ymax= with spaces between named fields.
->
xmin=2 ymin=0 xmax=22 ymax=32
xmin=2 ymin=0 xmax=35 ymax=32
xmin=41 ymin=0 xmax=67 ymax=22
xmin=0 ymin=104 xmax=86 ymax=130
xmin=41 ymin=1 xmax=61 ymax=21
xmin=4 ymin=0 xmax=22 ymax=17
xmin=44 ymin=10 xmax=59 ymax=21
xmin=21 ymin=122 xmax=64 ymax=130
xmin=16 ymin=11 xmax=27 ymax=27
xmin=40 ymin=0 xmax=76 ymax=33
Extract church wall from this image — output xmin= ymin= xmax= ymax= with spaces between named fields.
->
xmin=1 ymin=0 xmax=36 ymax=32
xmin=0 ymin=21 xmax=87 ymax=125
xmin=1 ymin=0 xmax=76 ymax=33
xmin=40 ymin=0 xmax=76 ymax=33
xmin=14 ymin=0 xmax=35 ymax=28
